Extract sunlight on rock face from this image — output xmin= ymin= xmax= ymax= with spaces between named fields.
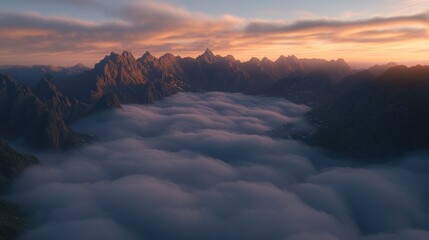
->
xmin=9 ymin=92 xmax=429 ymax=240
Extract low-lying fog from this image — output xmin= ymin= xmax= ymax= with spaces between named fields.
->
xmin=9 ymin=92 xmax=429 ymax=240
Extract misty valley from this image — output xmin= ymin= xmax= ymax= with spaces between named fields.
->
xmin=4 ymin=92 xmax=429 ymax=240
xmin=2 ymin=0 xmax=429 ymax=238
xmin=1 ymin=49 xmax=429 ymax=240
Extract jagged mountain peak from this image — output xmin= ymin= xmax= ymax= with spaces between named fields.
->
xmin=138 ymin=51 xmax=158 ymax=64
xmin=122 ymin=50 xmax=133 ymax=57
xmin=366 ymin=62 xmax=399 ymax=76
xmin=34 ymin=76 xmax=66 ymax=104
xmin=275 ymin=54 xmax=299 ymax=63
xmin=36 ymin=76 xmax=56 ymax=89
xmin=198 ymin=48 xmax=217 ymax=63
xmin=386 ymin=62 xmax=398 ymax=67
xmin=158 ymin=53 xmax=179 ymax=68
xmin=335 ymin=58 xmax=347 ymax=64
xmin=248 ymin=57 xmax=261 ymax=64
xmin=105 ymin=51 xmax=135 ymax=60
xmin=71 ymin=63 xmax=88 ymax=70
xmin=203 ymin=48 xmax=214 ymax=56
xmin=225 ymin=55 xmax=236 ymax=62
xmin=73 ymin=63 xmax=86 ymax=68
xmin=141 ymin=51 xmax=155 ymax=59
xmin=159 ymin=53 xmax=176 ymax=60
xmin=108 ymin=51 xmax=119 ymax=57
xmin=96 ymin=51 xmax=138 ymax=69
xmin=261 ymin=57 xmax=272 ymax=64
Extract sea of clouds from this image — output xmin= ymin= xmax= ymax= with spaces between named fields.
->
xmin=8 ymin=92 xmax=429 ymax=240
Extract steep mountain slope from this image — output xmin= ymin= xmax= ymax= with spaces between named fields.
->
xmin=0 ymin=75 xmax=89 ymax=149
xmin=0 ymin=197 xmax=28 ymax=240
xmin=306 ymin=65 xmax=429 ymax=158
xmin=0 ymin=139 xmax=38 ymax=192
xmin=60 ymin=51 xmax=152 ymax=104
xmin=0 ymin=140 xmax=38 ymax=240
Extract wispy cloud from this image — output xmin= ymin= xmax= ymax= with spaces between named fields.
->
xmin=392 ymin=0 xmax=429 ymax=14
xmin=245 ymin=11 xmax=429 ymax=33
xmin=0 ymin=1 xmax=428 ymax=65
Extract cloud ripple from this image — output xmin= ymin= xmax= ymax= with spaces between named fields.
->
xmin=9 ymin=92 xmax=429 ymax=240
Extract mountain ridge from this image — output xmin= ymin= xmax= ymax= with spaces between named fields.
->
xmin=305 ymin=64 xmax=429 ymax=158
xmin=0 ymin=49 xmax=425 ymax=159
xmin=55 ymin=49 xmax=353 ymax=106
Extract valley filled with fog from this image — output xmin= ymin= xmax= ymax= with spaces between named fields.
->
xmin=8 ymin=92 xmax=429 ymax=240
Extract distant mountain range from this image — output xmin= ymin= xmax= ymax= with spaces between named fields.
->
xmin=0 ymin=64 xmax=89 ymax=86
xmin=2 ymin=49 xmax=428 ymax=161
xmin=1 ymin=50 xmax=427 ymax=237
xmin=54 ymin=49 xmax=353 ymax=106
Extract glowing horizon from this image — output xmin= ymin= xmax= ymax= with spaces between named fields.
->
xmin=1 ymin=0 xmax=428 ymax=67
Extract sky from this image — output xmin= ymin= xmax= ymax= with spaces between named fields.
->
xmin=0 ymin=0 xmax=428 ymax=66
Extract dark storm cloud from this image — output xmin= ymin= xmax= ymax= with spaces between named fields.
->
xmin=9 ymin=92 xmax=429 ymax=240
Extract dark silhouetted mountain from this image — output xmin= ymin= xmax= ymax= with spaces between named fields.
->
xmin=33 ymin=77 xmax=73 ymax=120
xmin=306 ymin=65 xmax=429 ymax=158
xmin=0 ymin=75 xmax=90 ymax=149
xmin=25 ymin=110 xmax=91 ymax=149
xmin=300 ymin=58 xmax=352 ymax=83
xmin=0 ymin=197 xmax=28 ymax=240
xmin=0 ymin=75 xmax=47 ymax=138
xmin=366 ymin=62 xmax=398 ymax=77
xmin=90 ymin=92 xmax=121 ymax=112
xmin=0 ymin=139 xmax=38 ymax=192
xmin=0 ymin=64 xmax=89 ymax=86
xmin=265 ymin=58 xmax=353 ymax=105
xmin=269 ymin=55 xmax=304 ymax=80
xmin=266 ymin=71 xmax=334 ymax=106
xmin=33 ymin=77 xmax=95 ymax=123
xmin=0 ymin=139 xmax=37 ymax=239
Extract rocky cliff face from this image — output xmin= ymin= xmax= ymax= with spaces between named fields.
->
xmin=33 ymin=77 xmax=73 ymax=121
xmin=61 ymin=51 xmax=151 ymax=104
xmin=58 ymin=49 xmax=353 ymax=106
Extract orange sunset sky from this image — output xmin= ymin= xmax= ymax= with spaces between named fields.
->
xmin=0 ymin=0 xmax=428 ymax=67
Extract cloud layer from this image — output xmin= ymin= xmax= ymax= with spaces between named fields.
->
xmin=8 ymin=92 xmax=429 ymax=240
xmin=0 ymin=0 xmax=429 ymax=65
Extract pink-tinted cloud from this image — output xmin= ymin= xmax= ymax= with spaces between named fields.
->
xmin=0 ymin=1 xmax=428 ymax=66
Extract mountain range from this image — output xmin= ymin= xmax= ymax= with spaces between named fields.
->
xmin=0 ymin=64 xmax=89 ymax=86
xmin=3 ymin=49 xmax=424 ymax=159
xmin=2 ymin=49 xmax=428 ymax=239
xmin=52 ymin=49 xmax=353 ymax=106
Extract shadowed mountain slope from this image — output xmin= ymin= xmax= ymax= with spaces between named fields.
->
xmin=306 ymin=65 xmax=429 ymax=158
